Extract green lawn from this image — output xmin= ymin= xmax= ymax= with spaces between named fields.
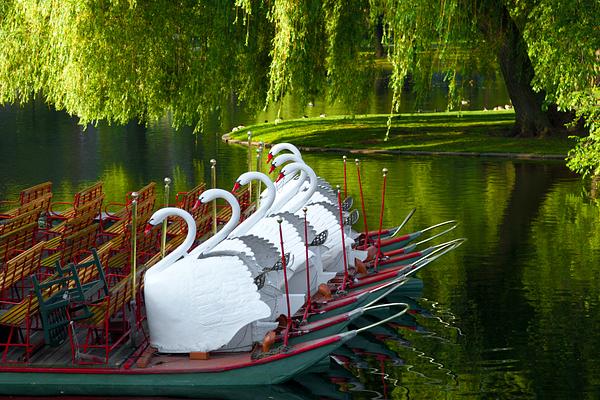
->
xmin=226 ymin=110 xmax=576 ymax=157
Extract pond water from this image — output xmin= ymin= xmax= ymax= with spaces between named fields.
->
xmin=1 ymin=84 xmax=599 ymax=399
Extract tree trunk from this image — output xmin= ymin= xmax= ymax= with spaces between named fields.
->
xmin=374 ymin=15 xmax=385 ymax=58
xmin=477 ymin=4 xmax=569 ymax=137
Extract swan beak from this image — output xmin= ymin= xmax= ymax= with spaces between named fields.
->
xmin=266 ymin=152 xmax=273 ymax=163
xmin=232 ymin=182 xmax=241 ymax=192
xmin=144 ymin=223 xmax=154 ymax=235
xmin=192 ymin=199 xmax=202 ymax=211
xmin=275 ymin=172 xmax=285 ymax=183
xmin=268 ymin=164 xmax=276 ymax=174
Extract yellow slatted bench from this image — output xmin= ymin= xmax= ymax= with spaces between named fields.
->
xmin=0 ymin=182 xmax=52 ymax=219
xmin=103 ymin=182 xmax=156 ymax=226
xmin=101 ymin=195 xmax=156 ymax=239
xmin=0 ymin=209 xmax=41 ymax=236
xmin=47 ymin=194 xmax=104 ymax=236
xmin=0 ymin=241 xmax=45 ymax=301
xmin=167 ymin=183 xmax=207 ymax=236
xmin=0 ymin=221 xmax=38 ymax=264
xmin=41 ymin=223 xmax=99 ymax=268
xmin=0 ymin=244 xmax=112 ymax=362
xmin=48 ymin=181 xmax=103 ymax=225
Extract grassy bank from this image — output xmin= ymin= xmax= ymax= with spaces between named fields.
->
xmin=226 ymin=111 xmax=575 ymax=158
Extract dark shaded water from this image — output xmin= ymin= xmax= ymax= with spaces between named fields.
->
xmin=1 ymin=89 xmax=599 ymax=399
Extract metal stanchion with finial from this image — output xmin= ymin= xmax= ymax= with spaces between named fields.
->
xmin=356 ymin=159 xmax=369 ymax=248
xmin=161 ymin=177 xmax=171 ymax=259
xmin=277 ymin=217 xmax=292 ymax=347
xmin=374 ymin=168 xmax=388 ymax=272
xmin=256 ymin=142 xmax=263 ymax=208
xmin=336 ymin=186 xmax=349 ymax=291
xmin=129 ymin=191 xmax=139 ymax=346
xmin=301 ymin=207 xmax=312 ymax=322
xmin=343 ymin=155 xmax=348 ymax=200
xmin=210 ymin=159 xmax=217 ymax=234
xmin=247 ymin=131 xmax=253 ymax=198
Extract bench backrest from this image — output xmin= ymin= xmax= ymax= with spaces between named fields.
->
xmin=0 ymin=209 xmax=40 ymax=235
xmin=20 ymin=182 xmax=52 ymax=206
xmin=58 ymin=223 xmax=99 ymax=265
xmin=176 ymin=183 xmax=206 ymax=212
xmin=0 ymin=222 xmax=38 ymax=263
xmin=128 ymin=182 xmax=156 ymax=205
xmin=0 ymin=241 xmax=45 ymax=294
xmin=73 ymin=182 xmax=103 ymax=208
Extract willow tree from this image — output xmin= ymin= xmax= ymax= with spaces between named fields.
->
xmin=0 ymin=0 xmax=598 ymax=175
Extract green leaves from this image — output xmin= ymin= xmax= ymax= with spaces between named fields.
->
xmin=0 ymin=0 xmax=597 ymax=175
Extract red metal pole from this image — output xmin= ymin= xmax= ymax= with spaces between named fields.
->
xmin=301 ymin=207 xmax=312 ymax=322
xmin=343 ymin=155 xmax=348 ymax=200
xmin=374 ymin=168 xmax=388 ymax=272
xmin=355 ymin=159 xmax=369 ymax=247
xmin=277 ymin=218 xmax=292 ymax=346
xmin=337 ymin=187 xmax=349 ymax=291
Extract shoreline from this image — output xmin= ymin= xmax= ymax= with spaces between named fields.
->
xmin=222 ymin=134 xmax=566 ymax=161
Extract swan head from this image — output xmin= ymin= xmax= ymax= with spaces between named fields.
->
xmin=193 ymin=188 xmax=238 ymax=210
xmin=233 ymin=172 xmax=253 ymax=191
xmin=266 ymin=143 xmax=302 ymax=163
xmin=145 ymin=207 xmax=182 ymax=234
xmin=275 ymin=161 xmax=311 ymax=183
xmin=269 ymin=153 xmax=303 ymax=174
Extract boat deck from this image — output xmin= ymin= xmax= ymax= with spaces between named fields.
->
xmin=0 ymin=321 xmax=141 ymax=369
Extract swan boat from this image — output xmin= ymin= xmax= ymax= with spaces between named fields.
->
xmin=0 ymin=142 xmax=463 ymax=395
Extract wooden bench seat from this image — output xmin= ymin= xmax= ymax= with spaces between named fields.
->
xmin=0 ymin=209 xmax=41 ymax=236
xmin=0 ymin=241 xmax=46 ymax=301
xmin=0 ymin=182 xmax=52 ymax=219
xmin=74 ymin=275 xmax=133 ymax=364
xmin=167 ymin=183 xmax=207 ymax=236
xmin=41 ymin=223 xmax=100 ymax=268
xmin=102 ymin=182 xmax=156 ymax=226
xmin=47 ymin=194 xmax=104 ymax=236
xmin=48 ymin=181 xmax=103 ymax=225
xmin=101 ymin=195 xmax=156 ymax=239
xmin=0 ymin=221 xmax=38 ymax=264
xmin=0 ymin=245 xmax=112 ymax=362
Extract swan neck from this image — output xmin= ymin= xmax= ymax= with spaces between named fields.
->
xmin=287 ymin=167 xmax=317 ymax=213
xmin=192 ymin=192 xmax=241 ymax=255
xmin=230 ymin=173 xmax=276 ymax=237
xmin=146 ymin=208 xmax=196 ymax=275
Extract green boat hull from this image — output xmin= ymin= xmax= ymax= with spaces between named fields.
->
xmin=0 ymin=334 xmax=354 ymax=397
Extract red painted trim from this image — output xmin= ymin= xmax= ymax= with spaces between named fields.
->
xmin=379 ymin=251 xmax=422 ymax=265
xmin=350 ymin=270 xmax=400 ymax=288
xmin=379 ymin=234 xmax=411 ymax=246
xmin=296 ymin=313 xmax=350 ymax=333
xmin=0 ymin=336 xmax=343 ymax=375
xmin=316 ymin=296 xmax=358 ymax=312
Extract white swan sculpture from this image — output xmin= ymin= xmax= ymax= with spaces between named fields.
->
xmin=270 ymin=153 xmax=337 ymax=207
xmin=273 ymin=162 xmax=365 ymax=273
xmin=143 ymin=197 xmax=271 ymax=353
xmin=228 ymin=171 xmax=334 ymax=296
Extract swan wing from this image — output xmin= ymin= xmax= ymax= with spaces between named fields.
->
xmin=145 ymin=255 xmax=270 ymax=353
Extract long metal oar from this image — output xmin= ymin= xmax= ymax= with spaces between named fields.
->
xmin=377 ymin=238 xmax=463 ymax=269
xmin=354 ymin=207 xmax=416 ymax=245
xmin=355 ymin=303 xmax=410 ymax=334
xmin=383 ymin=222 xmax=459 ymax=258
xmin=375 ymin=219 xmax=458 ymax=252
xmin=399 ymin=238 xmax=466 ymax=278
